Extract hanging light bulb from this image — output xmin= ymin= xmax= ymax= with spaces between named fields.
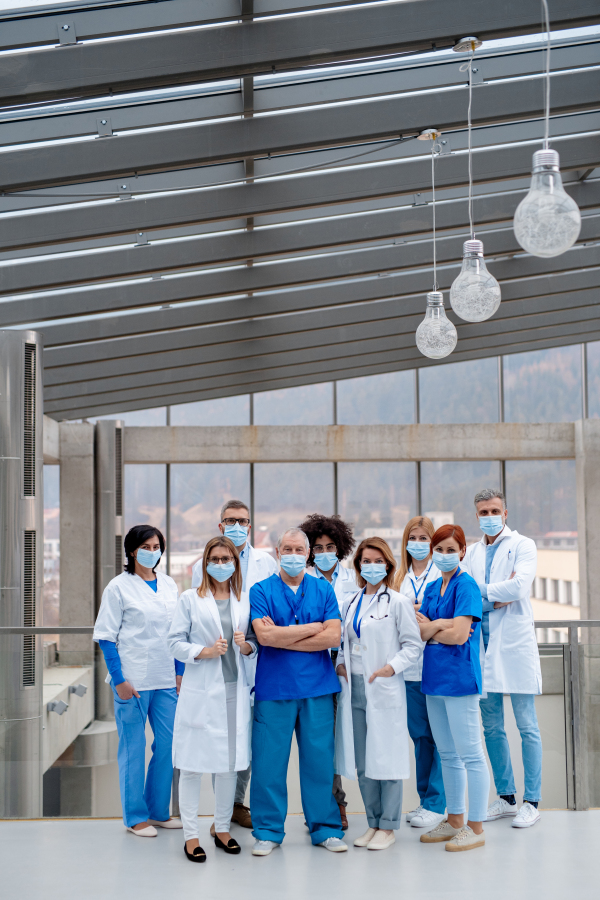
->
xmin=450 ymin=239 xmax=501 ymax=322
xmin=513 ymin=149 xmax=581 ymax=257
xmin=416 ymin=291 xmax=457 ymax=359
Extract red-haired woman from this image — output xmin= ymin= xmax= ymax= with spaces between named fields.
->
xmin=416 ymin=524 xmax=489 ymax=853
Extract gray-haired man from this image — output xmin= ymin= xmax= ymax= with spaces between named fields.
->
xmin=462 ymin=489 xmax=542 ymax=829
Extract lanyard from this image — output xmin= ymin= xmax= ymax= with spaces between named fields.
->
xmin=352 ymin=589 xmax=367 ymax=640
xmin=281 ymin=576 xmax=306 ymax=625
xmin=410 ymin=563 xmax=433 ymax=603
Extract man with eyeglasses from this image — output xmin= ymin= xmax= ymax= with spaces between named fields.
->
xmin=192 ymin=499 xmax=277 ymax=832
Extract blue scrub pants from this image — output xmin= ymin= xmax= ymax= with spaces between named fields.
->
xmin=405 ymin=680 xmax=446 ymax=814
xmin=250 ymin=694 xmax=344 ymax=845
xmin=112 ymin=684 xmax=177 ymax=827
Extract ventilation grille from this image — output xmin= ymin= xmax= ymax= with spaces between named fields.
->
xmin=23 ymin=530 xmax=36 ymax=686
xmin=115 ymin=428 xmax=123 ymax=516
xmin=115 ymin=535 xmax=123 ymax=575
xmin=23 ymin=344 xmax=36 ymax=497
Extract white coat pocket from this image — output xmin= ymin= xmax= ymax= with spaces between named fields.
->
xmin=176 ymin=685 xmax=208 ymax=729
xmin=501 ymin=614 xmax=535 ymax=653
xmin=369 ymin=674 xmax=402 ymax=709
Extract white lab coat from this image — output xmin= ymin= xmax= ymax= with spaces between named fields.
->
xmin=93 ymin=571 xmax=179 ymax=691
xmin=168 ymin=588 xmax=256 ymax=773
xmin=334 ymin=585 xmax=422 ymax=781
xmin=307 ymin=562 xmax=358 ymax=612
xmin=397 ymin=561 xmax=441 ymax=681
xmin=191 ymin=543 xmax=277 ymax=591
xmin=463 ymin=525 xmax=541 ymax=695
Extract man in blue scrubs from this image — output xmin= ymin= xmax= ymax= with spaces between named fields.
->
xmin=250 ymin=527 xmax=347 ymax=856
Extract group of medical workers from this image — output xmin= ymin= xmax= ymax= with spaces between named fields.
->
xmin=93 ymin=487 xmax=542 ymax=862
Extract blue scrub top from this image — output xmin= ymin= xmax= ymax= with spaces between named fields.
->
xmin=420 ymin=570 xmax=483 ymax=697
xmin=250 ymin=573 xmax=341 ymax=702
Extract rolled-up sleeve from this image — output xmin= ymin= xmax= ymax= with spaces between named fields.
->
xmin=93 ymin=584 xmax=124 ymax=643
xmin=167 ymin=595 xmax=205 ymax=664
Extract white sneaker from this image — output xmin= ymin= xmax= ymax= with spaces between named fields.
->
xmin=354 ymin=828 xmax=377 ymax=847
xmin=410 ymin=809 xmax=446 ymax=829
xmin=486 ymin=798 xmax=517 ymax=821
xmin=406 ymin=804 xmax=423 ymax=823
xmin=512 ymin=802 xmax=541 ymax=828
xmin=148 ymin=818 xmax=183 ymax=829
xmin=126 ymin=825 xmax=157 ymax=837
xmin=318 ymin=837 xmax=348 ymax=852
xmin=367 ymin=830 xmax=395 ymax=851
xmin=252 ymin=840 xmax=279 ymax=856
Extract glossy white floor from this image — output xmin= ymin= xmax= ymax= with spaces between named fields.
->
xmin=1 ymin=811 xmax=597 ymax=899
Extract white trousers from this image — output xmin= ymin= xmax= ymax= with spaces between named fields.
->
xmin=179 ymin=682 xmax=238 ymax=839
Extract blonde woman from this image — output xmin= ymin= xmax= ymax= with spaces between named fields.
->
xmin=168 ymin=535 xmax=256 ymax=863
xmin=335 ymin=537 xmax=421 ymax=851
xmin=394 ymin=517 xmax=445 ymax=830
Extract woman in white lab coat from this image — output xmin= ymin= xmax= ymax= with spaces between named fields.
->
xmin=335 ymin=537 xmax=422 ymax=851
xmin=168 ymin=535 xmax=256 ymax=863
xmin=394 ymin=517 xmax=445 ymax=829
xmin=93 ymin=525 xmax=182 ymax=838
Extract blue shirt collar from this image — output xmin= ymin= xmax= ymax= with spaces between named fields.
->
xmin=314 ymin=561 xmax=339 ymax=584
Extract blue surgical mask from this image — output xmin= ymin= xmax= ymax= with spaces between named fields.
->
xmin=223 ymin=523 xmax=248 ymax=547
xmin=136 ymin=547 xmax=161 ymax=568
xmin=280 ymin=554 xmax=306 ymax=577
xmin=432 ymin=551 xmax=460 ymax=572
xmin=206 ymin=561 xmax=236 ymax=582
xmin=479 ymin=515 xmax=504 ymax=537
xmin=314 ymin=552 xmax=338 ymax=571
xmin=360 ymin=563 xmax=387 ymax=586
xmin=407 ymin=541 xmax=430 ymax=561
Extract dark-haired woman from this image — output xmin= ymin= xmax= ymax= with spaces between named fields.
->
xmin=93 ymin=525 xmax=182 ymax=837
xmin=416 ymin=524 xmax=489 ymax=853
xmin=168 ymin=535 xmax=256 ymax=862
xmin=300 ymin=513 xmax=357 ymax=827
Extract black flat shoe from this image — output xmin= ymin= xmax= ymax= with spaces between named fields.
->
xmin=184 ymin=842 xmax=206 ymax=863
xmin=214 ymin=835 xmax=241 ymax=855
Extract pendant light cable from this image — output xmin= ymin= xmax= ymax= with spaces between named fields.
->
xmin=460 ymin=44 xmax=476 ymax=239
xmin=541 ymin=0 xmax=551 ymax=148
xmin=431 ymin=141 xmax=437 ymax=291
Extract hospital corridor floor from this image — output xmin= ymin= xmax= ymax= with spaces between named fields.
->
xmin=1 ymin=811 xmax=596 ymax=900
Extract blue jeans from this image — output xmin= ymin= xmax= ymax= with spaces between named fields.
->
xmin=426 ymin=694 xmax=490 ymax=823
xmin=112 ymin=684 xmax=177 ymax=827
xmin=351 ymin=675 xmax=403 ymax=829
xmin=479 ymin=692 xmax=543 ymax=802
xmin=405 ymin=681 xmax=446 ymax=814
xmin=250 ymin=695 xmax=343 ymax=845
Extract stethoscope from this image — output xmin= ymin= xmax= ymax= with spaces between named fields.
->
xmin=348 ymin=585 xmax=391 ymax=638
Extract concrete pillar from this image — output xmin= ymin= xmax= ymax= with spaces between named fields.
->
xmin=59 ymin=423 xmax=95 ymax=666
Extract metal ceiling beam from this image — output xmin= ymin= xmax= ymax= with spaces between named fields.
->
xmin=5 ymin=211 xmax=599 ymax=326
xmin=2 ymin=118 xmax=597 ymax=252
xmin=5 ymin=175 xmax=598 ymax=295
xmin=2 ymin=42 xmax=594 ymax=148
xmin=38 ymin=264 xmax=600 ymax=350
xmin=0 ymin=68 xmax=596 ymax=192
xmin=2 ymin=0 xmax=598 ymax=104
xmin=42 ymin=255 xmax=600 ymax=381
xmin=43 ymin=308 xmax=600 ymax=416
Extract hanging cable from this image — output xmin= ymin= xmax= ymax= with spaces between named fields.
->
xmin=459 ymin=43 xmax=476 ymax=240
xmin=541 ymin=0 xmax=551 ymax=148
xmin=431 ymin=141 xmax=437 ymax=291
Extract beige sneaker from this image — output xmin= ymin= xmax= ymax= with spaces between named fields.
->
xmin=445 ymin=826 xmax=485 ymax=852
xmin=420 ymin=819 xmax=460 ymax=843
xmin=354 ymin=827 xmax=377 ymax=847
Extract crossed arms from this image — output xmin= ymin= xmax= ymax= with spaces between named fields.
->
xmin=416 ymin=612 xmax=474 ymax=646
xmin=253 ymin=616 xmax=341 ymax=652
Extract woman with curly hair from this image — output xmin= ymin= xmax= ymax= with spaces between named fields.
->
xmin=299 ymin=513 xmax=358 ymax=829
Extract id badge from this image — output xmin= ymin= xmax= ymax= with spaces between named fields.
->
xmin=351 ymin=642 xmax=362 ymax=657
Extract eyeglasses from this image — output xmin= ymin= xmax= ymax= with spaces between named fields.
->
xmin=207 ymin=556 xmax=234 ymax=566
xmin=222 ymin=517 xmax=250 ymax=527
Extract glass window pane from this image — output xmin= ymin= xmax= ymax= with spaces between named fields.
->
xmin=420 ymin=461 xmax=501 ymax=542
xmin=587 ymin=341 xmax=600 ymax=419
xmin=254 ymin=463 xmax=334 ymax=550
xmin=505 ymin=460 xmax=577 ymax=540
xmin=254 ymin=383 xmax=333 ymax=425
xmin=337 ymin=371 xmax=415 ymax=425
xmin=125 ymin=464 xmax=166 ymax=535
xmin=338 ymin=462 xmax=416 ymax=560
xmin=170 ymin=396 xmax=250 ymax=426
xmin=503 ymin=345 xmax=582 ymax=423
xmin=170 ymin=464 xmax=250 ymax=592
xmin=419 ymin=358 xmax=499 ymax=424
xmin=43 ymin=465 xmax=60 ymax=633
